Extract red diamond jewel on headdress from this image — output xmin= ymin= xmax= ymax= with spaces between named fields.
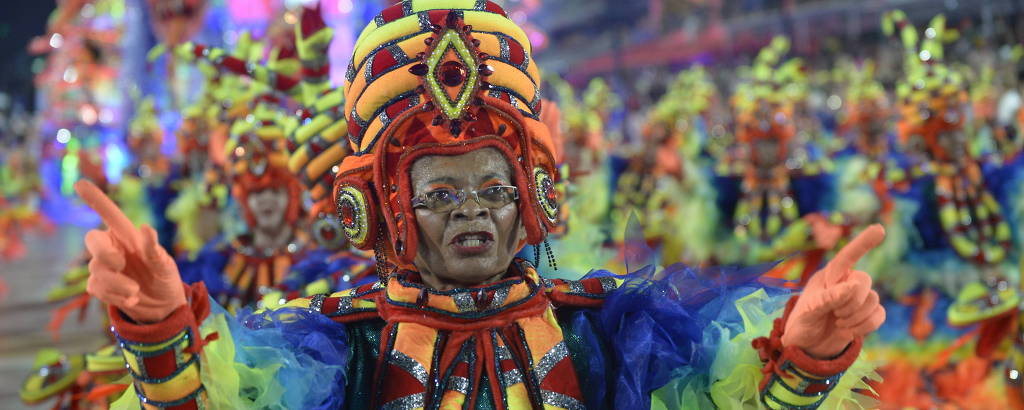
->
xmin=440 ymin=61 xmax=467 ymax=87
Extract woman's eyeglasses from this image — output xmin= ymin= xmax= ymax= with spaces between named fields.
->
xmin=411 ymin=185 xmax=519 ymax=213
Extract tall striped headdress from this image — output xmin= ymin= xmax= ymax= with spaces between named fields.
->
xmin=333 ymin=0 xmax=559 ymax=266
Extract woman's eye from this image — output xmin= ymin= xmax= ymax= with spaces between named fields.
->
xmin=427 ymin=190 xmax=454 ymax=202
xmin=481 ymin=186 xmax=509 ymax=201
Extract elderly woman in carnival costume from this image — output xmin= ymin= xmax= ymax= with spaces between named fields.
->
xmin=77 ymin=2 xmax=886 ymax=408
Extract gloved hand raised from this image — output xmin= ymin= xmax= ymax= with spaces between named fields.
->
xmin=782 ymin=224 xmax=887 ymax=359
xmin=76 ymin=180 xmax=186 ymax=324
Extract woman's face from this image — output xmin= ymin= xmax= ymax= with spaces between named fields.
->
xmin=246 ymin=186 xmax=289 ymax=230
xmin=410 ymin=148 xmax=526 ymax=287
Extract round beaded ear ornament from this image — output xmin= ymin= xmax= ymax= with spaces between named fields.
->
xmin=335 ymin=184 xmax=372 ymax=248
xmin=311 ymin=214 xmax=346 ymax=250
xmin=533 ymin=167 xmax=559 ymax=224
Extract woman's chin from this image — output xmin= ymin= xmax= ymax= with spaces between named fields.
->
xmin=443 ymin=258 xmax=507 ymax=285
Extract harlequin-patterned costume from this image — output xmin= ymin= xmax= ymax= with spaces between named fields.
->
xmin=103 ymin=2 xmax=882 ymax=409
xmin=165 ymin=72 xmax=231 ymax=258
xmin=863 ymin=12 xmax=1024 ymax=408
xmin=713 ymin=38 xmax=843 ymax=284
xmin=542 ymin=75 xmax=616 ymax=278
xmin=610 ymin=66 xmax=720 ymax=265
xmin=172 ymin=7 xmax=378 ymax=309
xmin=829 ymin=59 xmax=928 ymax=298
xmin=175 ymin=93 xmax=313 ymax=309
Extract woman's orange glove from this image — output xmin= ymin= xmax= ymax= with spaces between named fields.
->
xmin=76 ymin=180 xmax=186 ymax=324
xmin=782 ymin=224 xmax=887 ymax=358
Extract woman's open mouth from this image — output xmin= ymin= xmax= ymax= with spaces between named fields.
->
xmin=449 ymin=231 xmax=494 ymax=255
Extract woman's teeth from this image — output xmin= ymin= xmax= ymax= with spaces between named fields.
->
xmin=457 ymin=235 xmax=488 ymax=247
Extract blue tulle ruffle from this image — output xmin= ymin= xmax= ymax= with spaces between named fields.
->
xmin=223 ymin=302 xmax=350 ymax=409
xmin=177 ymin=238 xmax=231 ymax=298
xmin=570 ymin=262 xmax=788 ymax=409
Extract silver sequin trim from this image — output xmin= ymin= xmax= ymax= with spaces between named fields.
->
xmin=363 ymin=54 xmax=376 ymax=82
xmin=389 ymin=350 xmax=428 ymax=385
xmin=499 ymin=37 xmax=511 ymax=60
xmin=568 ymin=281 xmax=585 ymax=295
xmin=534 ymin=341 xmax=568 ymax=381
xmin=386 ymin=44 xmax=408 ymax=64
xmin=345 ymin=61 xmax=356 ymax=82
xmin=542 ymin=278 xmax=554 ymax=289
xmin=475 ymin=0 xmax=488 ymax=10
xmin=448 ymin=376 xmax=470 ymax=394
xmin=502 ymin=369 xmax=524 ymax=387
xmin=495 ymin=345 xmax=512 ymax=361
xmin=381 ymin=393 xmax=425 ymax=410
xmin=309 ymin=294 xmax=326 ymax=313
xmin=452 ymin=292 xmax=477 ymax=313
xmin=337 ymin=296 xmax=353 ymax=313
xmin=541 ymin=390 xmax=586 ymax=410
xmin=599 ymin=277 xmax=619 ymax=293
xmin=401 ymin=1 xmax=414 ymax=16
xmin=379 ymin=111 xmax=392 ymax=127
xmin=417 ymin=12 xmax=432 ymax=32
xmin=521 ymin=44 xmax=531 ymax=69
xmin=490 ymin=286 xmax=510 ymax=309
xmin=488 ymin=89 xmax=502 ymax=98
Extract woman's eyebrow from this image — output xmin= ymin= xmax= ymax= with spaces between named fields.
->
xmin=477 ymin=173 xmax=507 ymax=186
xmin=425 ymin=176 xmax=459 ymax=187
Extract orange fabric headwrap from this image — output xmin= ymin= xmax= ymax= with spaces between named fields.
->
xmin=333 ymin=0 xmax=559 ymax=266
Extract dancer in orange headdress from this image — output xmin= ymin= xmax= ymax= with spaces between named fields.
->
xmin=713 ymin=38 xmax=849 ymax=286
xmin=864 ymin=12 xmax=1024 ymax=408
xmin=72 ymin=2 xmax=888 ymax=409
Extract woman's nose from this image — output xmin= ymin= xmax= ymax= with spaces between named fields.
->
xmin=450 ymin=198 xmax=489 ymax=220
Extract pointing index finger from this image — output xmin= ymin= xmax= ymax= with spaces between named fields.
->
xmin=826 ymin=224 xmax=885 ymax=283
xmin=74 ymin=180 xmax=139 ymax=252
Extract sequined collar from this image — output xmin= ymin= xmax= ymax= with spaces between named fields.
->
xmin=383 ymin=260 xmax=543 ymax=320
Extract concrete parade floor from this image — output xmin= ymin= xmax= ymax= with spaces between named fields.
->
xmin=0 ymin=225 xmax=109 ymax=410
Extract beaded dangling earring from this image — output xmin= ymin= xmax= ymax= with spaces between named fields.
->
xmin=374 ymin=226 xmax=390 ymax=284
xmin=543 ymin=239 xmax=557 ymax=271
